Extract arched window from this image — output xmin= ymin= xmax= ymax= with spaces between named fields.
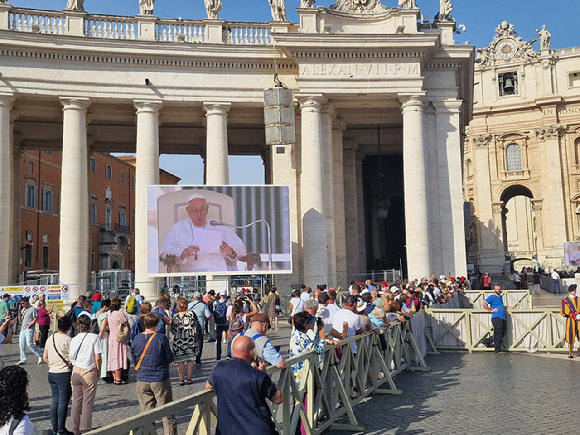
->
xmin=506 ymin=143 xmax=522 ymax=172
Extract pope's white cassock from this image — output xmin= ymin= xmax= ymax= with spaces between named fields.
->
xmin=160 ymin=219 xmax=247 ymax=272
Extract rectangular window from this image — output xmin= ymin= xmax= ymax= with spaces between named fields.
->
xmin=90 ymin=158 xmax=97 ymax=173
xmin=119 ymin=211 xmax=127 ymax=228
xmin=105 ymin=164 xmax=113 ymax=179
xmin=91 ymin=203 xmax=98 ymax=223
xmin=25 ymin=231 xmax=33 ymax=241
xmin=24 ymin=245 xmax=32 ymax=268
xmin=43 ymin=234 xmax=49 ymax=243
xmin=105 ymin=208 xmax=112 ymax=231
xmin=120 ymin=171 xmax=125 ymax=185
xmin=42 ymin=189 xmax=54 ymax=213
xmin=44 ymin=150 xmax=53 ymax=155
xmin=26 ymin=185 xmax=37 ymax=209
xmin=42 ymin=246 xmax=49 ymax=269
xmin=29 ymin=162 xmax=33 ymax=174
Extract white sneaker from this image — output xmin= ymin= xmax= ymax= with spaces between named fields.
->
xmin=38 ymin=356 xmax=43 ymax=364
xmin=222 ymin=339 xmax=226 ymax=344
xmin=17 ymin=360 xmax=26 ymax=365
xmin=97 ymin=379 xmax=107 ymax=385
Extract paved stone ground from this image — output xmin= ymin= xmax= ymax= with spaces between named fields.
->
xmin=3 ymin=325 xmax=579 ymax=434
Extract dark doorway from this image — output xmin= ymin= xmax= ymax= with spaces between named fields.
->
xmin=363 ymin=154 xmax=406 ymax=273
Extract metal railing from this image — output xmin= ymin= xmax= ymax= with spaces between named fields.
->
xmin=425 ymin=307 xmax=568 ymax=353
xmin=86 ymin=321 xmax=428 ymax=435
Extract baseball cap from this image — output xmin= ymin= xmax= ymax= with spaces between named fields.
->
xmin=219 ymin=289 xmax=227 ymax=296
xmin=92 ymin=293 xmax=101 ymax=301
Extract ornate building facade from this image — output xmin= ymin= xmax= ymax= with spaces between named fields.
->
xmin=0 ymin=0 xmax=474 ymax=299
xmin=465 ymin=22 xmax=580 ymax=272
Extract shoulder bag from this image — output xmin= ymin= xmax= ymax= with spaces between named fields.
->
xmin=135 ymin=333 xmax=157 ymax=371
xmin=52 ymin=334 xmax=73 ymax=371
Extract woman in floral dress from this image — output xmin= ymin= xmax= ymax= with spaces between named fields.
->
xmin=170 ymin=298 xmax=201 ymax=386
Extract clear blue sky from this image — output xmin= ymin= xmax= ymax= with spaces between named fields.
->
xmin=14 ymin=0 xmax=580 ymax=184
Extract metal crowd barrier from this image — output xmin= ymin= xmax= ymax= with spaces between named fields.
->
xmin=86 ymin=321 xmax=429 ymax=435
xmin=425 ymin=308 xmax=567 ymax=353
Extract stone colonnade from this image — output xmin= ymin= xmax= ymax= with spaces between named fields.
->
xmin=0 ymin=89 xmax=467 ymax=297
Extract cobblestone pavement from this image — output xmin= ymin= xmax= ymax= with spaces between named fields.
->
xmin=4 ymin=327 xmax=579 ymax=434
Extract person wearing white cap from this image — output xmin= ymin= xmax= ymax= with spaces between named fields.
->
xmin=160 ymin=193 xmax=246 ymax=272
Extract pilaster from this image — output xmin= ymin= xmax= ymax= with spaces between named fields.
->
xmin=332 ymin=118 xmax=347 ymax=275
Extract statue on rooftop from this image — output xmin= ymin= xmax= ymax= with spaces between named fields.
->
xmin=269 ymin=0 xmax=287 ymax=21
xmin=139 ymin=0 xmax=155 ymax=15
xmin=330 ymin=0 xmax=389 ymax=13
xmin=205 ymin=0 xmax=223 ymax=19
xmin=398 ymin=0 xmax=416 ymax=8
xmin=536 ymin=25 xmax=551 ymax=51
xmin=300 ymin=0 xmax=315 ymax=7
xmin=65 ymin=0 xmax=85 ymax=12
xmin=438 ymin=0 xmax=452 ymax=20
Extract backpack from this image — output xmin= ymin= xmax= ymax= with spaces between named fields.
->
xmin=214 ymin=300 xmax=228 ymax=325
xmin=126 ymin=295 xmax=137 ymax=314
xmin=228 ymin=314 xmax=245 ymax=339
xmin=130 ymin=318 xmax=142 ymax=341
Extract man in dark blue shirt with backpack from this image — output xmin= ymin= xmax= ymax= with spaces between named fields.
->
xmin=213 ymin=289 xmax=230 ymax=360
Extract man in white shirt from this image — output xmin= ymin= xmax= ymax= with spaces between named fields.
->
xmin=160 ymin=194 xmax=247 ymax=273
xmin=331 ymin=295 xmax=363 ymax=354
xmin=300 ymin=286 xmax=312 ymax=302
xmin=551 ymin=270 xmax=561 ymax=294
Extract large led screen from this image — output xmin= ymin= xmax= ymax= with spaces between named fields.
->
xmin=147 ymin=185 xmax=292 ymax=276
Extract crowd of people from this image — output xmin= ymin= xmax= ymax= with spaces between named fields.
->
xmin=0 ymin=273 xmax=520 ymax=435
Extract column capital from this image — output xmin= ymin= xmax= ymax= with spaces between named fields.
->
xmin=431 ymin=99 xmax=463 ymax=113
xmin=134 ymin=100 xmax=163 ymax=114
xmin=297 ymin=94 xmax=327 ymax=112
xmin=343 ymin=139 xmax=358 ymax=152
xmin=0 ymin=93 xmax=14 ymax=109
xmin=333 ymin=118 xmax=347 ymax=133
xmin=321 ymin=101 xmax=337 ymax=119
xmin=60 ymin=97 xmax=90 ymax=112
xmin=203 ymin=102 xmax=231 ymax=116
xmin=356 ymin=150 xmax=365 ymax=161
xmin=398 ymin=94 xmax=426 ymax=111
xmin=535 ymin=123 xmax=567 ymax=141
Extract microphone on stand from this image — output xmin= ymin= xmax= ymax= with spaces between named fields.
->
xmin=208 ymin=220 xmax=272 ymax=271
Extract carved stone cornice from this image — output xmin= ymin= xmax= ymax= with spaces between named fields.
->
xmin=535 ymin=124 xmax=567 ymax=141
xmin=470 ymin=134 xmax=492 ymax=147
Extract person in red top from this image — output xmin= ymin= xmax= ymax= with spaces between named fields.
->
xmin=480 ymin=272 xmax=492 ymax=290
xmin=37 ymin=300 xmax=53 ymax=349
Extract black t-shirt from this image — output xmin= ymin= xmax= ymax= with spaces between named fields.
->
xmin=137 ymin=317 xmax=146 ymax=333
xmin=208 ymin=358 xmax=278 ymax=435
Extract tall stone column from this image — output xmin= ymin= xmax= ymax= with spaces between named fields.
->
xmin=11 ymin=133 xmax=22 ymax=285
xmin=332 ymin=119 xmax=347 ymax=275
xmin=270 ymin=118 xmax=301 ymax=282
xmin=355 ymin=151 xmax=367 ymax=272
xmin=203 ymin=103 xmax=230 ymax=185
xmin=321 ymin=103 xmax=336 ymax=279
xmin=433 ymin=100 xmax=467 ymax=277
xmin=535 ymin=124 xmax=567 ymax=254
xmin=299 ymin=95 xmax=328 ymax=283
xmin=59 ymin=98 xmax=90 ymax=298
xmin=0 ymin=95 xmax=14 ymax=286
xmin=400 ymin=95 xmax=430 ymax=279
xmin=343 ymin=141 xmax=360 ymax=273
xmin=134 ymin=101 xmax=162 ymax=302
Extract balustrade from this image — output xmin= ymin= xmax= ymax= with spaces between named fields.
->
xmin=9 ymin=10 xmax=65 ymax=35
xmin=84 ymin=15 xmax=137 ymax=39
xmin=156 ymin=20 xmax=205 ymax=43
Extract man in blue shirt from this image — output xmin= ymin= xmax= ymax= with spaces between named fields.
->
xmin=482 ymin=285 xmax=513 ymax=354
xmin=237 ymin=313 xmax=285 ymax=369
xmin=131 ymin=312 xmax=177 ymax=435
xmin=205 ymin=335 xmax=283 ymax=435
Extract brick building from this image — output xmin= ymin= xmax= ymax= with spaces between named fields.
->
xmin=19 ymin=151 xmax=179 ymax=281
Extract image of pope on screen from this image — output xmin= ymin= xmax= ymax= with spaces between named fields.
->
xmin=160 ymin=193 xmax=246 ymax=272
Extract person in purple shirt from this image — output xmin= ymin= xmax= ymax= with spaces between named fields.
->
xmin=131 ymin=312 xmax=177 ymax=435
